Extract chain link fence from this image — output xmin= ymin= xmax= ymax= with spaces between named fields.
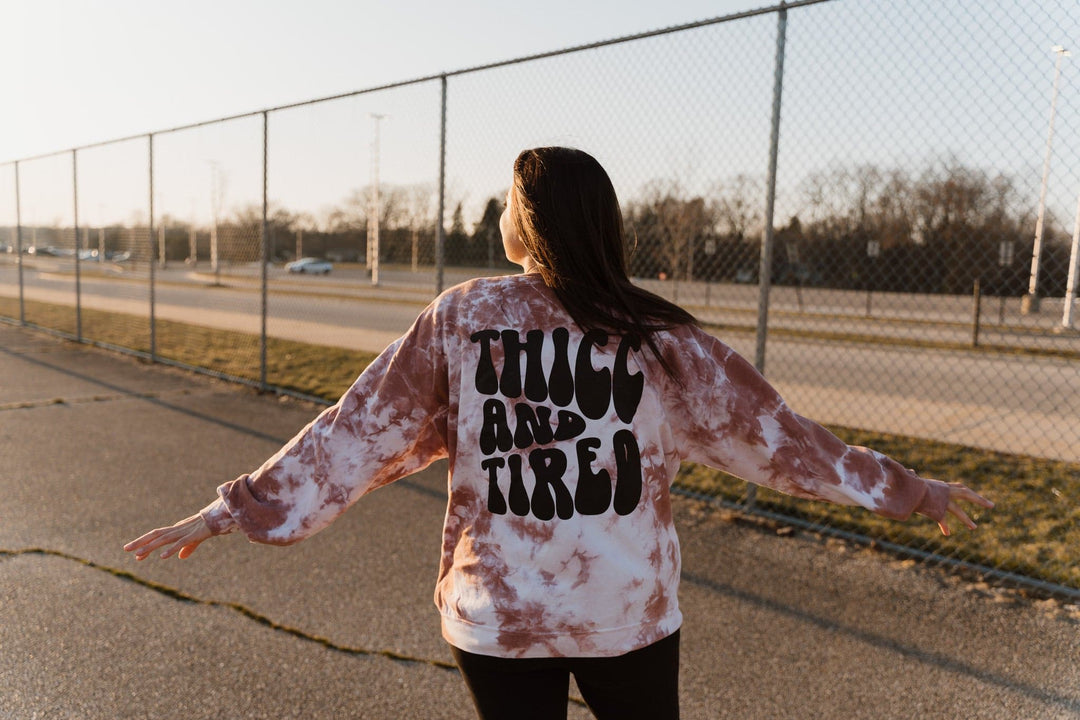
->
xmin=1 ymin=0 xmax=1077 ymax=598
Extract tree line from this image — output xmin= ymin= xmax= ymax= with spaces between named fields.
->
xmin=623 ymin=160 xmax=1072 ymax=297
xmin=9 ymin=158 xmax=1074 ymax=297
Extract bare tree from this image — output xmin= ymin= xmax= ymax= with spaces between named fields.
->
xmin=637 ymin=179 xmax=710 ymax=282
xmin=708 ymin=174 xmax=763 ymax=281
xmin=402 ymin=183 xmax=436 ymax=271
xmin=712 ymin=174 xmax=763 ymax=241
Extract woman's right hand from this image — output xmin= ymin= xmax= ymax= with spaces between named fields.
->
xmin=124 ymin=513 xmax=212 ymax=561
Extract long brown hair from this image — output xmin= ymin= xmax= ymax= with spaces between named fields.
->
xmin=510 ymin=147 xmax=697 ymax=380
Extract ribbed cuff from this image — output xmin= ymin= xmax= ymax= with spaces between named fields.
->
xmin=198 ymin=496 xmax=238 ymax=536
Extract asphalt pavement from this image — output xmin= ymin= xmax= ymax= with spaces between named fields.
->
xmin=1 ymin=322 xmax=1078 ymax=719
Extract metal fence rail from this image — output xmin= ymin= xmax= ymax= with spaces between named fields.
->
xmin=1 ymin=0 xmax=1078 ymax=599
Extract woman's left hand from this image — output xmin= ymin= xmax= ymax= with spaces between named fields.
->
xmin=124 ymin=513 xmax=212 ymax=561
xmin=936 ymin=483 xmax=994 ymax=536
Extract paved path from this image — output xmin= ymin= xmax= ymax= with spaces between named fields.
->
xmin=1 ymin=323 xmax=1078 ymax=719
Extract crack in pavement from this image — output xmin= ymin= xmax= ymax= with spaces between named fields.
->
xmin=0 ymin=547 xmax=458 ymax=671
xmin=2 ymin=547 xmax=594 ymax=710
xmin=0 ymin=548 xmax=596 ymax=712
xmin=3 ymin=546 xmax=1071 ymax=714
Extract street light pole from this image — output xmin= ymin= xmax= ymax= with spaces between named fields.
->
xmin=865 ymin=238 xmax=880 ymax=316
xmin=97 ymin=203 xmax=105 ymax=263
xmin=1023 ymin=45 xmax=1071 ymax=314
xmin=367 ymin=113 xmax=386 ymax=286
xmin=1063 ymin=190 xmax=1080 ymax=329
xmin=208 ymin=160 xmax=222 ymax=284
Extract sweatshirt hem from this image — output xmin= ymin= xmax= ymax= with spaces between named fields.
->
xmin=440 ymin=610 xmax=683 ymax=659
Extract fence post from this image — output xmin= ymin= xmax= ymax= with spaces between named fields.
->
xmin=14 ymin=161 xmax=24 ymax=325
xmin=754 ymin=1 xmax=788 ymax=375
xmin=73 ymin=150 xmax=82 ymax=341
xmin=436 ymin=74 xmax=448 ymax=295
xmin=971 ymin=278 xmax=982 ymax=347
xmin=748 ymin=2 xmax=788 ymax=507
xmin=261 ymin=111 xmax=269 ymax=391
xmin=148 ymin=134 xmax=156 ymax=360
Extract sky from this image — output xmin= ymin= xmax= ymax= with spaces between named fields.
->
xmin=2 ymin=0 xmax=1078 ymax=236
xmin=0 ymin=0 xmax=768 ymax=162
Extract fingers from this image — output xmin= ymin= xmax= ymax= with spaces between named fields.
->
xmin=123 ymin=526 xmax=171 ymax=553
xmin=948 ymin=502 xmax=977 ymax=531
xmin=124 ymin=526 xmax=182 ymax=560
xmin=124 ymin=515 xmax=209 ymax=561
xmin=159 ymin=522 xmax=211 ymax=560
xmin=158 ymin=533 xmax=197 ymax=560
xmin=934 ymin=483 xmax=992 ymax=536
xmin=953 ymin=485 xmax=994 ymax=510
xmin=177 ymin=538 xmax=207 ymax=560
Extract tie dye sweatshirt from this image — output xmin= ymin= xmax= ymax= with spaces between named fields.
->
xmin=199 ymin=273 xmax=951 ymax=659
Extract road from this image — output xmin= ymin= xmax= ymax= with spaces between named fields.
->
xmin=2 ymin=258 xmax=1078 ymax=461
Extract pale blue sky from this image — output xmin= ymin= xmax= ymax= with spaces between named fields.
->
xmin=1 ymin=0 xmax=766 ymax=161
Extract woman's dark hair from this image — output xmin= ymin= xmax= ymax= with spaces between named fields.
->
xmin=510 ymin=147 xmax=698 ymax=380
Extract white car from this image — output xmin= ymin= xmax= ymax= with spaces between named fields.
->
xmin=285 ymin=257 xmax=333 ymax=275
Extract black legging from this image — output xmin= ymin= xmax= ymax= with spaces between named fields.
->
xmin=451 ymin=630 xmax=680 ymax=720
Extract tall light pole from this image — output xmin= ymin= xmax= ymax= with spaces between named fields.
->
xmin=1023 ymin=45 xmax=1071 ymax=314
xmin=97 ymin=203 xmax=105 ymax=262
xmin=208 ymin=160 xmax=222 ymax=283
xmin=367 ymin=113 xmax=386 ymax=286
xmin=1063 ymin=190 xmax=1080 ymax=329
xmin=188 ymin=197 xmax=197 ymax=266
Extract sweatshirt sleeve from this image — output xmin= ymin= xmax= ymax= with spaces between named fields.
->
xmin=199 ymin=301 xmax=451 ymax=545
xmin=664 ymin=326 xmax=950 ymax=523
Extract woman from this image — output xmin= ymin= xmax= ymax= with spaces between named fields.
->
xmin=126 ymin=147 xmax=991 ymax=720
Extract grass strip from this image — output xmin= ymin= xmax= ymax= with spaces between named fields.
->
xmin=0 ymin=295 xmax=378 ymax=400
xmin=676 ymin=430 xmax=1080 ymax=591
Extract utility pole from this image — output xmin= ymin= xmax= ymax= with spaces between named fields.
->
xmin=208 ymin=160 xmax=225 ymax=284
xmin=158 ymin=222 xmax=167 ymax=269
xmin=97 ymin=203 xmax=105 ymax=262
xmin=367 ymin=113 xmax=386 ymax=286
xmin=1024 ymin=45 xmax=1070 ymax=314
xmin=1063 ymin=190 xmax=1080 ymax=329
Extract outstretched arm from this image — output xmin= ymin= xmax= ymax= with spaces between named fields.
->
xmin=123 ymin=301 xmax=450 ymax=560
xmin=667 ymin=327 xmax=992 ymax=534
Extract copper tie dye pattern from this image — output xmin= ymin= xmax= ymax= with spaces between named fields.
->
xmin=199 ymin=274 xmax=949 ymax=659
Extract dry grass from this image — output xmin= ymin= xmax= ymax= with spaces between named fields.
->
xmin=676 ymin=429 xmax=1080 ymax=591
xmin=0 ymin=296 xmax=376 ymax=400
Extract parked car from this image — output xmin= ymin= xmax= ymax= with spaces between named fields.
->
xmin=285 ymin=257 xmax=333 ymax=275
xmin=735 ymin=267 xmax=757 ymax=284
xmin=26 ymin=246 xmax=63 ymax=257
